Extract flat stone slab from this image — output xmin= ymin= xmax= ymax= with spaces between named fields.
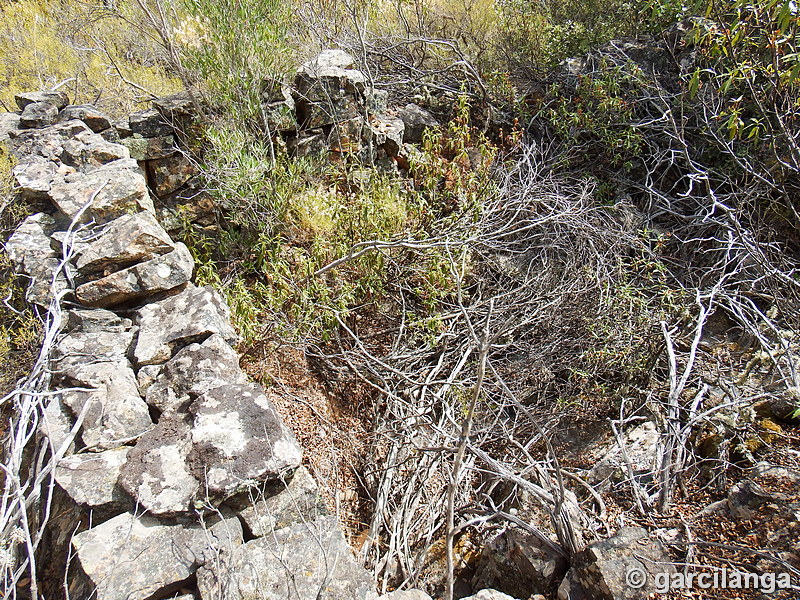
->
xmin=118 ymin=412 xmax=199 ymax=515
xmin=187 ymin=383 xmax=303 ymax=499
xmin=75 ymin=242 xmax=194 ymax=307
xmin=52 ymin=328 xmax=136 ymax=373
xmin=145 ymin=334 xmax=246 ymax=414
xmin=15 ymin=91 xmax=69 ymax=110
xmin=49 ymin=167 xmax=154 ymax=225
xmin=73 ymin=511 xmax=242 ymax=600
xmin=55 ymin=447 xmax=131 ymax=510
xmin=75 ymin=211 xmax=175 ymax=275
xmin=11 ymin=156 xmax=72 ymax=199
xmin=197 ymin=515 xmax=374 ymax=600
xmin=133 ymin=285 xmax=238 ymax=366
xmin=20 ymin=101 xmax=58 ymax=129
xmin=59 ymin=105 xmax=112 ymax=133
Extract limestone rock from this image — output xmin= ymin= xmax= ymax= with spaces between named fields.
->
xmin=398 ymin=104 xmax=438 ymax=143
xmin=55 ymin=447 xmax=131 ymax=511
xmin=129 ymin=108 xmax=172 ymax=137
xmin=236 ymin=465 xmax=326 ymax=537
xmin=57 ymin=362 xmax=152 ymax=450
xmin=557 ymin=527 xmax=675 ymax=600
xmin=472 ymin=530 xmax=568 ymax=597
xmin=20 ymin=102 xmax=59 ymax=128
xmin=49 ymin=167 xmax=154 ymax=225
xmin=145 ymin=334 xmax=246 ymax=414
xmin=75 ymin=212 xmax=175 ymax=275
xmin=59 ymin=105 xmax=112 ymax=133
xmin=73 ymin=511 xmax=242 ymax=600
xmin=133 ymin=285 xmax=238 ymax=366
xmin=5 ymin=212 xmax=57 ymax=273
xmin=188 ymin=383 xmax=303 ymax=498
xmin=15 ymin=91 xmax=69 ymax=111
xmin=40 ymin=395 xmax=77 ymax=456
xmin=118 ymin=412 xmax=199 ymax=515
xmin=146 ymin=151 xmax=198 ymax=197
xmin=196 ymin=515 xmax=374 ymax=600
xmin=75 ymin=242 xmax=194 ymax=307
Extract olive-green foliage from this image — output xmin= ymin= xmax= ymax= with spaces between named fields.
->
xmin=0 ymin=0 xmax=180 ymax=116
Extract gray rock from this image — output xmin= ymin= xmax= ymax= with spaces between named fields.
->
xmin=587 ymin=421 xmax=659 ymax=486
xmin=133 ymin=285 xmax=238 ymax=366
xmin=40 ymin=395 xmax=77 ymax=456
xmin=61 ymin=130 xmax=130 ymax=169
xmin=75 ymin=243 xmax=194 ymax=308
xmin=52 ymin=327 xmax=137 ymax=374
xmin=57 ymin=361 xmax=152 ymax=450
xmin=294 ymin=50 xmax=366 ymax=129
xmin=15 ymin=91 xmax=69 ymax=110
xmin=557 ymin=527 xmax=675 ymax=600
xmin=188 ymin=383 xmax=303 ymax=499
xmin=369 ymin=114 xmax=405 ymax=156
xmin=264 ymin=99 xmax=296 ymax=133
xmin=5 ymin=212 xmax=57 ymax=274
xmin=145 ymin=151 xmax=198 ymax=197
xmin=64 ymin=308 xmax=133 ymax=333
xmin=237 ymin=465 xmax=326 ymax=537
xmin=73 ymin=511 xmax=242 ymax=600
xmin=122 ymin=134 xmax=177 ymax=161
xmin=59 ymin=105 xmax=112 ymax=133
xmin=367 ymin=89 xmax=389 ymax=114
xmin=196 ymin=515 xmax=374 ymax=600
xmin=75 ymin=242 xmax=194 ymax=307
xmin=0 ymin=112 xmax=21 ymax=141
xmin=290 ymin=130 xmax=329 ymax=158
xmin=75 ymin=211 xmax=175 ymax=275
xmin=129 ymin=108 xmax=172 ymax=137
xmin=118 ymin=412 xmax=200 ymax=515
xmin=472 ymin=530 xmax=568 ymax=598
xmin=9 ymin=119 xmax=92 ymax=162
xmin=19 ymin=102 xmax=59 ymax=129
xmin=398 ymin=104 xmax=438 ymax=144
xmin=49 ymin=167 xmax=154 ymax=225
xmin=153 ymin=93 xmax=198 ymax=120
xmin=55 ymin=447 xmax=131 ymax=510
xmin=145 ymin=334 xmax=246 ymax=414
xmin=136 ymin=364 xmax=162 ymax=395
xmin=11 ymin=156 xmax=70 ymax=199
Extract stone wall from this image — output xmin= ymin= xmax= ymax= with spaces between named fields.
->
xmin=0 ymin=56 xmax=437 ymax=600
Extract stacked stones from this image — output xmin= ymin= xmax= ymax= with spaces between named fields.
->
xmin=1 ymin=91 xmax=392 ymax=600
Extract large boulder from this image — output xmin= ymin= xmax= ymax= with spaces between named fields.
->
xmin=187 ymin=383 xmax=303 ymax=499
xmin=196 ymin=515 xmax=374 ymax=600
xmin=145 ymin=334 xmax=247 ymax=414
xmin=72 ymin=511 xmax=242 ymax=600
xmin=557 ymin=527 xmax=675 ymax=600
xmin=118 ymin=412 xmax=200 ymax=515
xmin=133 ymin=284 xmax=238 ymax=366
xmin=75 ymin=242 xmax=194 ymax=307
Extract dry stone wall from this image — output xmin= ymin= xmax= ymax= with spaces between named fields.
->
xmin=0 ymin=51 xmax=438 ymax=600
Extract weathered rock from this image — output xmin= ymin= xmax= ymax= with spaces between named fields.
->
xmin=40 ymin=395 xmax=77 ymax=456
xmin=236 ymin=465 xmax=326 ymax=537
xmin=8 ymin=119 xmax=92 ymax=162
xmin=398 ymin=104 xmax=438 ymax=143
xmin=57 ymin=362 xmax=152 ymax=450
xmin=15 ymin=91 xmax=69 ymax=111
xmin=376 ymin=592 xmax=433 ymax=600
xmin=290 ymin=130 xmax=329 ymax=158
xmin=136 ymin=364 xmax=162 ymax=395
xmin=53 ymin=328 xmax=136 ymax=373
xmin=19 ymin=101 xmax=60 ymax=129
xmin=188 ymin=383 xmax=303 ymax=498
xmin=55 ymin=447 xmax=131 ymax=511
xmin=727 ymin=462 xmax=800 ymax=520
xmin=59 ymin=105 xmax=112 ymax=133
xmin=587 ymin=421 xmax=659 ymax=487
xmin=0 ymin=112 xmax=21 ymax=142
xmin=153 ymin=92 xmax=198 ymax=120
xmin=49 ymin=167 xmax=154 ymax=225
xmin=146 ymin=151 xmax=198 ymax=196
xmin=11 ymin=156 xmax=71 ymax=199
xmin=75 ymin=211 xmax=175 ymax=275
xmin=157 ymin=185 xmax=217 ymax=230
xmin=557 ymin=527 xmax=675 ymax=600
xmin=75 ymin=241 xmax=194 ymax=307
xmin=118 ymin=412 xmax=200 ymax=515
xmin=122 ymin=134 xmax=177 ymax=161
xmin=145 ymin=334 xmax=246 ymax=414
xmin=133 ymin=285 xmax=238 ymax=366
xmin=369 ymin=114 xmax=405 ymax=156
xmin=5 ymin=212 xmax=57 ymax=273
xmin=472 ymin=530 xmax=568 ymax=597
xmin=294 ymin=50 xmax=366 ymax=128
xmin=196 ymin=515 xmax=374 ymax=600
xmin=754 ymin=392 xmax=800 ymax=424
xmin=129 ymin=107 xmax=172 ymax=137
xmin=264 ymin=98 xmax=297 ymax=133
xmin=328 ymin=117 xmax=367 ymax=153
xmin=61 ymin=130 xmax=130 ymax=169
xmin=73 ymin=511 xmax=242 ymax=600
xmin=64 ymin=308 xmax=133 ymax=333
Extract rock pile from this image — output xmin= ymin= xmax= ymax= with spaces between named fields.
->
xmin=0 ymin=65 xmax=435 ymax=600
